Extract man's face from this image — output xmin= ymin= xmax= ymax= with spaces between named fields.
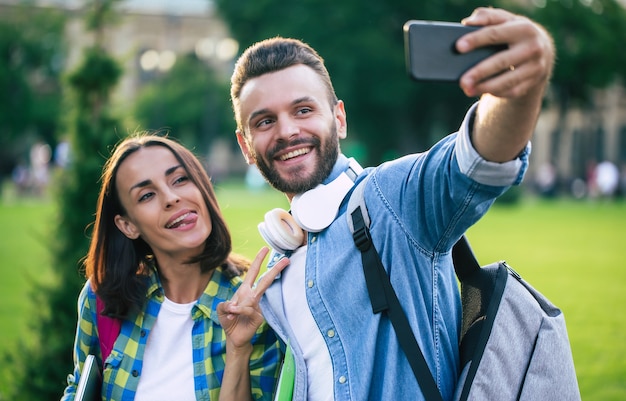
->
xmin=236 ymin=64 xmax=347 ymax=198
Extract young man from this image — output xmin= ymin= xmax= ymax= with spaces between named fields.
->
xmin=230 ymin=7 xmax=555 ymax=400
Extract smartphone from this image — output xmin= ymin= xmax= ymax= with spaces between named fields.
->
xmin=403 ymin=20 xmax=507 ymax=82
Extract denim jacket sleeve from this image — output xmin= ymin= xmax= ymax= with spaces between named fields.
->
xmin=455 ymin=103 xmax=531 ymax=187
xmin=367 ymin=102 xmax=530 ymax=254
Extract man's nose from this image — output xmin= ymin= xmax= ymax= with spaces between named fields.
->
xmin=276 ymin=116 xmax=299 ymax=140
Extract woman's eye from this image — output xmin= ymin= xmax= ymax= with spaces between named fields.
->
xmin=174 ymin=175 xmax=189 ymax=185
xmin=138 ymin=192 xmax=154 ymax=202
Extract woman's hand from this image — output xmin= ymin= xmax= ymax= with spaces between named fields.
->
xmin=217 ymin=247 xmax=289 ymax=349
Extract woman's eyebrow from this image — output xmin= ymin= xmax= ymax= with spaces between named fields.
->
xmin=165 ymin=164 xmax=183 ymax=177
xmin=128 ymin=164 xmax=183 ymax=193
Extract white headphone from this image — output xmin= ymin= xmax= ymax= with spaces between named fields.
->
xmin=258 ymin=158 xmax=363 ymax=254
xmin=258 ymin=209 xmax=304 ymax=254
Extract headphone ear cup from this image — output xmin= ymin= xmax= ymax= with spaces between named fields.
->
xmin=258 ymin=208 xmax=304 ymax=254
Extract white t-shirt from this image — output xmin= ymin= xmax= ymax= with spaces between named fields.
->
xmin=135 ymin=296 xmax=196 ymax=401
xmin=282 ymin=246 xmax=334 ymax=401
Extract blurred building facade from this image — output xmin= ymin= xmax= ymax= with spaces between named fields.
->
xmin=532 ymin=83 xmax=626 ymax=197
xmin=0 ymin=0 xmax=249 ymax=178
xmin=1 ymin=0 xmax=625 ymax=196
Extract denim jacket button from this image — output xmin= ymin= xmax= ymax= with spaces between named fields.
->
xmin=338 ymin=376 xmax=347 ymax=384
xmin=307 ymin=280 xmax=314 ymax=288
xmin=327 ymin=329 xmax=335 ymax=338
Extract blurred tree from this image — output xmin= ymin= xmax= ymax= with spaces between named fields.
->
xmin=0 ymin=5 xmax=65 ymax=185
xmin=214 ymin=0 xmax=508 ymax=164
xmin=531 ymin=0 xmax=626 ymax=107
xmin=526 ymin=0 xmax=626 ymax=177
xmin=133 ymin=53 xmax=234 ymax=152
xmin=5 ymin=1 xmax=124 ymax=400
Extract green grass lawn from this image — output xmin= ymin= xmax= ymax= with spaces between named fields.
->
xmin=0 ymin=199 xmax=56 ymax=347
xmin=214 ymin=181 xmax=289 ymax=259
xmin=1 ymin=183 xmax=625 ymax=400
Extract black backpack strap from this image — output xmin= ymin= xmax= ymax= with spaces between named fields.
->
xmin=452 ymin=235 xmax=481 ymax=280
xmin=350 ymin=204 xmax=444 ymax=401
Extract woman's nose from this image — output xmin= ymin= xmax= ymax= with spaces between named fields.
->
xmin=164 ymin=189 xmax=180 ymax=208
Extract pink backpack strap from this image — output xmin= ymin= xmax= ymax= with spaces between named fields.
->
xmin=96 ymin=295 xmax=121 ymax=365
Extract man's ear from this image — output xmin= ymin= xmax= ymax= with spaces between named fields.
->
xmin=334 ymin=100 xmax=348 ymax=139
xmin=114 ymin=215 xmax=140 ymax=240
xmin=236 ymin=130 xmax=255 ymax=165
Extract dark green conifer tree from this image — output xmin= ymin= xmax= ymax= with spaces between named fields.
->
xmin=7 ymin=1 xmax=124 ymax=399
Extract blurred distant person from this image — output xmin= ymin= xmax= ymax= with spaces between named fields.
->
xmin=54 ymin=139 xmax=71 ymax=169
xmin=535 ymin=161 xmax=558 ymax=198
xmin=30 ymin=141 xmax=51 ymax=196
xmin=619 ymin=163 xmax=626 ymax=198
xmin=245 ymin=165 xmax=267 ymax=191
xmin=11 ymin=160 xmax=30 ymax=197
xmin=594 ymin=160 xmax=619 ymax=198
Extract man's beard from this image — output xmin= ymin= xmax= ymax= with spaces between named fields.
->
xmin=254 ymin=122 xmax=340 ymax=195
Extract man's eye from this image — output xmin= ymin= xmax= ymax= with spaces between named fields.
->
xmin=297 ymin=107 xmax=312 ymax=115
xmin=257 ymin=118 xmax=273 ymax=127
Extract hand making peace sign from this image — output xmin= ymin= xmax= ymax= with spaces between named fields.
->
xmin=217 ymin=247 xmax=290 ymax=349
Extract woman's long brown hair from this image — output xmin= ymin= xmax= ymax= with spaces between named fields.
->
xmin=84 ymin=133 xmax=242 ymax=318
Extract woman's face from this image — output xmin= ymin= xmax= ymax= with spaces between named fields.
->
xmin=113 ymin=146 xmax=212 ymax=263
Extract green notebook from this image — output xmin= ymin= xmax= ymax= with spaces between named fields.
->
xmin=274 ymin=342 xmax=295 ymax=401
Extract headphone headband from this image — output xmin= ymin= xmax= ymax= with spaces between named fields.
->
xmin=258 ymin=158 xmax=363 ymax=252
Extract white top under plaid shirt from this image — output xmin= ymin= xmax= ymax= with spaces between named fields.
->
xmin=62 ymin=264 xmax=283 ymax=401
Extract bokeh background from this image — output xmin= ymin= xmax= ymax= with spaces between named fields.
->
xmin=0 ymin=0 xmax=625 ymax=399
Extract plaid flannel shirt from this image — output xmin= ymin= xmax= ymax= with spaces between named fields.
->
xmin=62 ymin=264 xmax=282 ymax=401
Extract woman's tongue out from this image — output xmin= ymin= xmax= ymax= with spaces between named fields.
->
xmin=166 ymin=212 xmax=197 ymax=230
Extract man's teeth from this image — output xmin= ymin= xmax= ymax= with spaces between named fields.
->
xmin=280 ymin=148 xmax=309 ymax=161
xmin=166 ymin=212 xmax=190 ymax=228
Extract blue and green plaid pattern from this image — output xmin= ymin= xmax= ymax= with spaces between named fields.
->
xmin=62 ymin=265 xmax=282 ymax=401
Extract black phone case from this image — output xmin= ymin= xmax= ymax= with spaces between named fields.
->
xmin=404 ymin=20 xmax=506 ymax=82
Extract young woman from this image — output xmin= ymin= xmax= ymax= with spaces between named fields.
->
xmin=61 ymin=133 xmax=288 ymax=401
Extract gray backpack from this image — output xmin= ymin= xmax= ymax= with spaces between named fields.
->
xmin=347 ymin=177 xmax=581 ymax=401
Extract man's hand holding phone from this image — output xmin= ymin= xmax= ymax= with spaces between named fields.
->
xmin=405 ymin=8 xmax=555 ymax=100
xmin=458 ymin=8 xmax=554 ymax=98
xmin=404 ymin=21 xmax=506 ymax=83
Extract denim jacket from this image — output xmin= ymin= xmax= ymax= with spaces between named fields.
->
xmin=261 ymin=104 xmax=530 ymax=401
